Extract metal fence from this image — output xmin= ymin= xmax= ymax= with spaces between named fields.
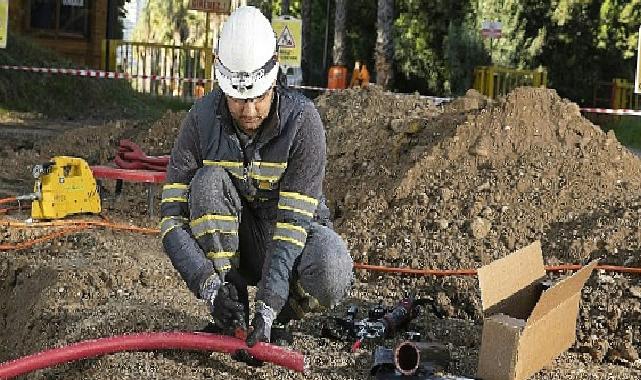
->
xmin=102 ymin=40 xmax=214 ymax=101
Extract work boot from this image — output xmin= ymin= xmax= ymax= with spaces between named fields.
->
xmin=270 ymin=322 xmax=294 ymax=346
xmin=276 ymin=281 xmax=323 ymax=323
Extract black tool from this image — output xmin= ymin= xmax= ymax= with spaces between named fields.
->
xmin=321 ymin=297 xmax=432 ymax=351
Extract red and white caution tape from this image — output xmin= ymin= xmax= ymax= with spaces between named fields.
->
xmin=0 ymin=65 xmax=213 ymax=83
xmin=290 ymin=84 xmax=340 ymax=92
xmin=580 ymin=107 xmax=641 ymax=116
xmin=0 ymin=64 xmax=454 ymax=103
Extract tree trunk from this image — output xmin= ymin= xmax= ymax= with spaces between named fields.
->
xmin=281 ymin=0 xmax=290 ymax=15
xmin=375 ymin=0 xmax=394 ymax=89
xmin=332 ymin=0 xmax=347 ymax=66
xmin=301 ymin=0 xmax=312 ymax=83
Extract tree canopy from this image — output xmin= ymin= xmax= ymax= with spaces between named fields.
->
xmin=129 ymin=0 xmax=641 ymax=104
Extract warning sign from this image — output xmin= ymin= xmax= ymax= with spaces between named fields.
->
xmin=277 ymin=26 xmax=296 ymax=48
xmin=272 ymin=17 xmax=301 ymax=68
xmin=0 ymin=0 xmax=7 ymax=49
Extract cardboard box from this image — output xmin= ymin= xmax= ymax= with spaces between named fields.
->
xmin=476 ymin=241 xmax=597 ymax=380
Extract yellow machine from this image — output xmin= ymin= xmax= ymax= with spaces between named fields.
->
xmin=18 ymin=156 xmax=101 ymax=219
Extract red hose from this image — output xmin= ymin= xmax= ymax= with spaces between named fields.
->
xmin=354 ymin=262 xmax=641 ymax=276
xmin=0 ymin=332 xmax=306 ymax=379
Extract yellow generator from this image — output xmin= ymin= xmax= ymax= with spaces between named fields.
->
xmin=18 ymin=156 xmax=101 ymax=219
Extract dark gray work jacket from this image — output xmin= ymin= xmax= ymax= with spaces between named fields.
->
xmin=160 ymin=86 xmax=328 ymax=312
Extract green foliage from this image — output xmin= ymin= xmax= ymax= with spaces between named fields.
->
xmin=0 ymin=33 xmax=188 ymax=119
xmin=394 ymin=0 xmax=470 ymax=94
xmin=133 ymin=0 xmax=207 ymax=45
xmin=443 ymin=22 xmax=490 ymax=95
xmin=124 ymin=0 xmax=641 ymax=103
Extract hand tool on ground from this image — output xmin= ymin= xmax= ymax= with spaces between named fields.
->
xmin=321 ymin=297 xmax=433 ymax=351
xmin=16 ymin=156 xmax=101 ymax=219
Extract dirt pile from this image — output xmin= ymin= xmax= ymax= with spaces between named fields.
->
xmin=318 ymin=86 xmax=641 ymax=364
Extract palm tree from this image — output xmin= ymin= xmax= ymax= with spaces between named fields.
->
xmin=332 ymin=0 xmax=347 ymax=66
xmin=375 ymin=0 xmax=394 ymax=89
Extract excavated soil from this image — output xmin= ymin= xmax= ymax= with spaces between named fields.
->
xmin=1 ymin=86 xmax=641 ymax=378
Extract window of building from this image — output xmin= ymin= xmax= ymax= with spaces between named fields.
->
xmin=30 ymin=0 xmax=90 ymax=37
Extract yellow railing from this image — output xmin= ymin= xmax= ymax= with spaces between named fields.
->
xmin=609 ymin=78 xmax=641 ymax=110
xmin=473 ymin=66 xmax=547 ymax=99
xmin=101 ymin=40 xmax=214 ymax=101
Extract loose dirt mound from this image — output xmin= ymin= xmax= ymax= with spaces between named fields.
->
xmin=319 ymin=86 xmax=641 ymax=364
xmin=2 ymin=86 xmax=641 ymax=378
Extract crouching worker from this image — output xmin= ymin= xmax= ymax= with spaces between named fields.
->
xmin=159 ymin=6 xmax=353 ymax=347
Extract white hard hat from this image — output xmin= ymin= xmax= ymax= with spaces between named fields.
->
xmin=215 ymin=6 xmax=279 ymax=99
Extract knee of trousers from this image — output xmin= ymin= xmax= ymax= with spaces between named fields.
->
xmin=188 ymin=166 xmax=242 ymax=218
xmin=297 ymin=224 xmax=353 ymax=308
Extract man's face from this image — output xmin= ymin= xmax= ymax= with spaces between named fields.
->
xmin=226 ymin=86 xmax=275 ymax=134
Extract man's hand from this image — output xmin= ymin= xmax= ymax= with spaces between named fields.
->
xmin=212 ymin=282 xmax=246 ymax=333
xmin=246 ymin=301 xmax=276 ymax=347
xmin=200 ymin=273 xmax=246 ymax=334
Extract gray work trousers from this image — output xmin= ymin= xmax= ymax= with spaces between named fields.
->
xmin=189 ymin=166 xmax=353 ymax=319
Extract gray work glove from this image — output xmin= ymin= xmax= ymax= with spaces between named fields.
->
xmin=200 ymin=273 xmax=246 ymax=334
xmin=246 ymin=301 xmax=276 ymax=347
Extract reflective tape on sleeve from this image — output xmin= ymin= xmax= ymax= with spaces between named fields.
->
xmin=206 ymin=252 xmax=239 ymax=274
xmin=248 ymin=161 xmax=287 ymax=182
xmin=206 ymin=251 xmax=237 ymax=260
xmin=190 ymin=214 xmax=238 ymax=239
xmin=161 ymin=183 xmax=189 ymax=204
xmin=203 ymin=160 xmax=245 ymax=179
xmin=278 ymin=191 xmax=319 ymax=218
xmin=159 ymin=216 xmax=188 ymax=239
xmin=273 ymin=222 xmax=307 ymax=247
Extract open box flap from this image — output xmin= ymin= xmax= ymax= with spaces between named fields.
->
xmin=525 ymin=260 xmax=598 ymax=327
xmin=478 ymin=241 xmax=546 ymax=312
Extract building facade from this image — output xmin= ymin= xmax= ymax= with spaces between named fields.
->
xmin=9 ymin=0 xmax=108 ymax=68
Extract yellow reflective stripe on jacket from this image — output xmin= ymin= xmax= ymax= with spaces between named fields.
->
xmin=273 ymin=222 xmax=307 ymax=247
xmin=278 ymin=191 xmax=318 ymax=217
xmin=203 ymin=160 xmax=245 ymax=179
xmin=161 ymin=197 xmax=188 ymax=204
xmin=249 ymin=161 xmax=287 ymax=182
xmin=163 ymin=183 xmax=188 ymax=190
xmin=203 ymin=160 xmax=243 ymax=169
xmin=159 ymin=216 xmax=188 ymax=239
xmin=253 ymin=162 xmax=287 ymax=169
xmin=206 ymin=251 xmax=237 ymax=260
xmin=273 ymin=235 xmax=305 ymax=248
xmin=280 ymin=191 xmax=319 ymax=205
xmin=278 ymin=205 xmax=313 ymax=218
xmin=190 ymin=214 xmax=238 ymax=238
xmin=161 ymin=184 xmax=189 ymax=204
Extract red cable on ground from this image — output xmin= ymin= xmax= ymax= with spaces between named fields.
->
xmin=0 ymin=197 xmax=17 ymax=205
xmin=0 ymin=226 xmax=90 ymax=251
xmin=353 ymin=263 xmax=478 ymax=276
xmin=0 ymin=332 xmax=306 ymax=379
xmin=354 ymin=262 xmax=641 ymax=276
xmin=3 ymin=214 xmax=641 ymax=276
